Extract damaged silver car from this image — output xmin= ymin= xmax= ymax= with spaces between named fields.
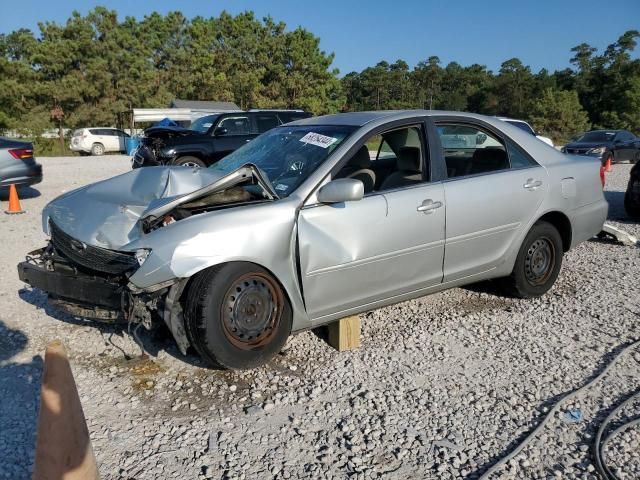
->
xmin=18 ymin=111 xmax=608 ymax=369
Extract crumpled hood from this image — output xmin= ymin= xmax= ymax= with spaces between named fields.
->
xmin=43 ymin=166 xmax=229 ymax=250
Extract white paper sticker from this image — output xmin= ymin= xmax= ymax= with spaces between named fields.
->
xmin=299 ymin=132 xmax=338 ymax=148
xmin=275 ymin=183 xmax=288 ymax=191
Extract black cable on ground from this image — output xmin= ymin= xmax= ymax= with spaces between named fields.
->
xmin=593 ymin=390 xmax=640 ymax=480
xmin=478 ymin=339 xmax=640 ymax=479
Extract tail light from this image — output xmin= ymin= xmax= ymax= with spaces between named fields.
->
xmin=599 ymin=164 xmax=606 ymax=188
xmin=8 ymin=148 xmax=33 ymax=160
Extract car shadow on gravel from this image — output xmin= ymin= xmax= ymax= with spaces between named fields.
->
xmin=0 ymin=186 xmax=41 ymax=201
xmin=0 ymin=319 xmax=42 ymax=479
xmin=17 ymin=287 xmax=210 ymax=369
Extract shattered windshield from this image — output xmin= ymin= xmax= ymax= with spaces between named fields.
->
xmin=210 ymin=125 xmax=355 ymax=198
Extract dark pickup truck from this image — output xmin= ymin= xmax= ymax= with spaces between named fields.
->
xmin=132 ymin=110 xmax=312 ymax=168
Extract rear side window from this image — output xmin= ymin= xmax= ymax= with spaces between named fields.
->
xmin=89 ymin=129 xmax=101 ymax=135
xmin=256 ymin=115 xmax=279 ymax=133
xmin=436 ymin=124 xmax=509 ymax=178
xmin=507 ymin=140 xmax=538 ymax=168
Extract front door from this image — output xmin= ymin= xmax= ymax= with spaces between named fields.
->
xmin=297 ymin=123 xmax=446 ymax=321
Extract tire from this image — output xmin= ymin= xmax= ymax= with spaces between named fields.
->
xmin=500 ymin=221 xmax=563 ymax=298
xmin=90 ymin=143 xmax=105 ymax=156
xmin=184 ymin=263 xmax=292 ymax=369
xmin=174 ymin=156 xmax=206 ymax=168
xmin=625 ymin=184 xmax=640 ymax=219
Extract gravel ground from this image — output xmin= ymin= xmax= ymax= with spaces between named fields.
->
xmin=0 ymin=156 xmax=638 ymax=480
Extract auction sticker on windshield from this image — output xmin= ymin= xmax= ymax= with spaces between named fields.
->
xmin=299 ymin=132 xmax=338 ymax=148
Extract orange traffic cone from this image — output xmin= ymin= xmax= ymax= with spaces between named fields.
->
xmin=604 ymin=155 xmax=613 ymax=173
xmin=5 ymin=184 xmax=25 ymax=214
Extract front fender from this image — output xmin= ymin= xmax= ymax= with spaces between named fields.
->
xmin=126 ymin=199 xmax=311 ymax=331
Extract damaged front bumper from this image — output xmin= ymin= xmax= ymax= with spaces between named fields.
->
xmin=18 ymin=247 xmax=128 ymax=321
xmin=17 ymin=246 xmax=191 ymax=354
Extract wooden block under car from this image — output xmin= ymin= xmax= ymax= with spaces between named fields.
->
xmin=327 ymin=315 xmax=361 ymax=351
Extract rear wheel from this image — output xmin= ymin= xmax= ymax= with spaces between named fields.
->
xmin=500 ymin=221 xmax=563 ymax=298
xmin=174 ymin=156 xmax=206 ymax=168
xmin=184 ymin=263 xmax=292 ymax=369
xmin=90 ymin=143 xmax=105 ymax=156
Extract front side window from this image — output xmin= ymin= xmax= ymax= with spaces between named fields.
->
xmin=190 ymin=115 xmax=220 ymax=133
xmin=437 ymin=124 xmax=509 ymax=178
xmin=217 ymin=116 xmax=253 ymax=135
xmin=335 ymin=125 xmax=427 ymax=193
xmin=211 ymin=125 xmax=355 ymax=198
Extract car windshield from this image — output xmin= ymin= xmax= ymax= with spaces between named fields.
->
xmin=190 ymin=114 xmax=220 ymax=133
xmin=576 ymin=131 xmax=616 ymax=142
xmin=210 ymin=125 xmax=355 ymax=198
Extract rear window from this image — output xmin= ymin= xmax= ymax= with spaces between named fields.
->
xmin=506 ymin=120 xmax=535 ymax=136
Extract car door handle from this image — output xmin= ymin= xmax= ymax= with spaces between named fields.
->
xmin=523 ymin=179 xmax=543 ymax=190
xmin=417 ymin=199 xmax=443 ymax=214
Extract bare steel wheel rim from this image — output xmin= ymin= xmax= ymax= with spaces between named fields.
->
xmin=221 ymin=273 xmax=283 ymax=350
xmin=524 ymin=236 xmax=555 ymax=286
xmin=181 ymin=161 xmax=201 ymax=168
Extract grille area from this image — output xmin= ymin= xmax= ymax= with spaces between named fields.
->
xmin=50 ymin=222 xmax=137 ymax=275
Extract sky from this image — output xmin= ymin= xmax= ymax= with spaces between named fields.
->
xmin=1 ymin=0 xmax=639 ymax=75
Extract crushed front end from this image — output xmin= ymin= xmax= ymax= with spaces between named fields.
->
xmin=17 ymin=221 xmax=167 ymax=329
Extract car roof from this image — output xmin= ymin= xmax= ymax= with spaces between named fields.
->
xmin=287 ymin=110 xmax=501 ymax=127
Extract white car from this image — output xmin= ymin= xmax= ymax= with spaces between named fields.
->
xmin=70 ymin=128 xmax=130 ymax=156
xmin=497 ymin=117 xmax=554 ymax=147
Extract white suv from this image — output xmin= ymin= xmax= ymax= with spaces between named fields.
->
xmin=70 ymin=128 xmax=130 ymax=156
xmin=497 ymin=118 xmax=554 ymax=147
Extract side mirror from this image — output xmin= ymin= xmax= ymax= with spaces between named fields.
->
xmin=317 ymin=178 xmax=364 ymax=204
xmin=476 ymin=133 xmax=487 ymax=145
xmin=213 ymin=127 xmax=228 ymax=137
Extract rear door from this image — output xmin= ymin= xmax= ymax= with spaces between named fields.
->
xmin=434 ymin=119 xmax=547 ymax=282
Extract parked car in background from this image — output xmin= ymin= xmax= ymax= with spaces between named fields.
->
xmin=18 ymin=110 xmax=607 ymax=369
xmin=625 ymin=161 xmax=640 ymax=219
xmin=562 ymin=130 xmax=640 ymax=164
xmin=0 ymin=138 xmax=42 ymax=188
xmin=70 ymin=128 xmax=130 ymax=156
xmin=497 ymin=117 xmax=554 ymax=147
xmin=132 ymin=109 xmax=312 ymax=168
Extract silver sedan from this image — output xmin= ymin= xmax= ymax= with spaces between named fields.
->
xmin=18 ymin=111 xmax=608 ymax=369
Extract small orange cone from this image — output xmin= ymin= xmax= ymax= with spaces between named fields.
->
xmin=604 ymin=155 xmax=613 ymax=173
xmin=5 ymin=184 xmax=25 ymax=215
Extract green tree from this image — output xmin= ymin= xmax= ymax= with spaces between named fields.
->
xmin=530 ymin=88 xmax=590 ymax=144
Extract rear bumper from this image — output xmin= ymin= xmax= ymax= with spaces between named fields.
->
xmin=570 ymin=199 xmax=609 ymax=248
xmin=0 ymin=163 xmax=42 ymax=187
xmin=18 ymin=249 xmax=125 ymax=312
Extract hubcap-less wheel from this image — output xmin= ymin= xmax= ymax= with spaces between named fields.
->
xmin=221 ymin=273 xmax=283 ymax=349
xmin=524 ymin=236 xmax=555 ymax=286
xmin=181 ymin=161 xmax=201 ymax=168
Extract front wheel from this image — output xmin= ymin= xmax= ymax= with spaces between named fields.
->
xmin=184 ymin=263 xmax=292 ymax=369
xmin=174 ymin=156 xmax=206 ymax=168
xmin=500 ymin=221 xmax=563 ymax=298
